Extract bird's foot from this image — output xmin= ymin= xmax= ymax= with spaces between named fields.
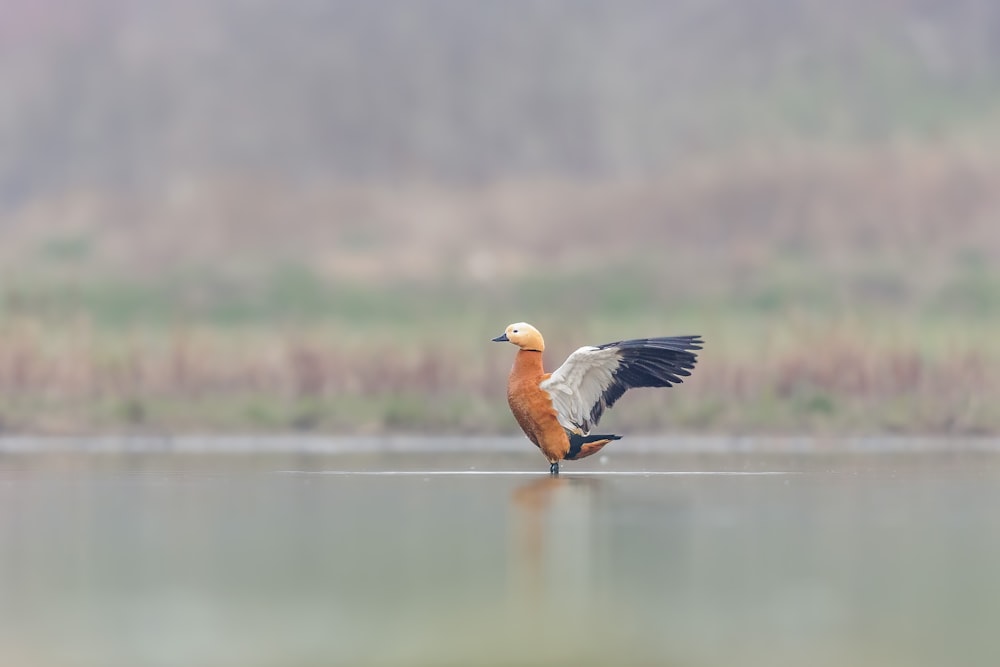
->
xmin=549 ymin=461 xmax=559 ymax=475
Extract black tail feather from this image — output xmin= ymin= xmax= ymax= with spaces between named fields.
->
xmin=566 ymin=432 xmax=622 ymax=460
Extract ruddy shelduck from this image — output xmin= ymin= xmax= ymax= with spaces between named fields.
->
xmin=492 ymin=322 xmax=702 ymax=473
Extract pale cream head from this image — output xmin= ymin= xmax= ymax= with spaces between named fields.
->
xmin=492 ymin=322 xmax=545 ymax=352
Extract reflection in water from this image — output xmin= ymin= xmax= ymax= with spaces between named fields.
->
xmin=509 ymin=477 xmax=598 ymax=609
xmin=507 ymin=476 xmax=626 ymax=661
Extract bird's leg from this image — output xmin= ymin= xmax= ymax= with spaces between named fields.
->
xmin=549 ymin=461 xmax=559 ymax=475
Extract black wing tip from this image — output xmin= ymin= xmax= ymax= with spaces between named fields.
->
xmin=585 ymin=335 xmax=704 ymax=429
xmin=593 ymin=334 xmax=704 ymax=406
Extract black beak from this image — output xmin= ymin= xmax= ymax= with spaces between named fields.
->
xmin=491 ymin=332 xmax=509 ymax=342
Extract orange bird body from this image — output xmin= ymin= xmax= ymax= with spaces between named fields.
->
xmin=493 ymin=322 xmax=702 ymax=473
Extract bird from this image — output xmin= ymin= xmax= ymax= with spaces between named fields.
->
xmin=492 ymin=322 xmax=702 ymax=474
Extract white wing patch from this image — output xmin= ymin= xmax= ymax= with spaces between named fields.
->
xmin=539 ymin=346 xmax=622 ymax=435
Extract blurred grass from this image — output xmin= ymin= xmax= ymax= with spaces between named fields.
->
xmin=1 ymin=145 xmax=998 ymax=435
xmin=0 ymin=270 xmax=996 ymax=435
xmin=8 ymin=253 xmax=1000 ymax=331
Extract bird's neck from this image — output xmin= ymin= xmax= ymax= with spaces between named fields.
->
xmin=511 ymin=349 xmax=544 ymax=378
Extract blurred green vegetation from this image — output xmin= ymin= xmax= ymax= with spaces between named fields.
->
xmin=1 ymin=247 xmax=997 ymax=435
xmin=5 ymin=253 xmax=999 ymax=338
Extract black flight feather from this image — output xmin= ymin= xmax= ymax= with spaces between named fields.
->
xmin=588 ymin=335 xmax=702 ymax=428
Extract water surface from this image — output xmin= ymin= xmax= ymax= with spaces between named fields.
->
xmin=1 ymin=438 xmax=999 ymax=666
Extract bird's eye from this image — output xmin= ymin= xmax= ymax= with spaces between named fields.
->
xmin=512 ymin=329 xmax=519 ymax=334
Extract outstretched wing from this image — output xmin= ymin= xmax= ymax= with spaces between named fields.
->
xmin=540 ymin=335 xmax=702 ymax=434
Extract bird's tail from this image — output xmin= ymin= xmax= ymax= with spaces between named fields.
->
xmin=566 ymin=433 xmax=622 ymax=460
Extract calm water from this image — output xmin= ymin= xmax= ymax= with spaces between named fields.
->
xmin=1 ymin=439 xmax=999 ymax=666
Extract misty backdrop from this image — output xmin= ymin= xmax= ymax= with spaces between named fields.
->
xmin=1 ymin=0 xmax=998 ymax=434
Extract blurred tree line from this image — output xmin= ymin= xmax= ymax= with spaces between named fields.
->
xmin=3 ymin=0 xmax=1000 ymax=205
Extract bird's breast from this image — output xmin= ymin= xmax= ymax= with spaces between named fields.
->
xmin=507 ymin=376 xmax=550 ymax=428
xmin=507 ymin=376 xmax=566 ymax=455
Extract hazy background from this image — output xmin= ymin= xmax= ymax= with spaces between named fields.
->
xmin=1 ymin=0 xmax=998 ymax=435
